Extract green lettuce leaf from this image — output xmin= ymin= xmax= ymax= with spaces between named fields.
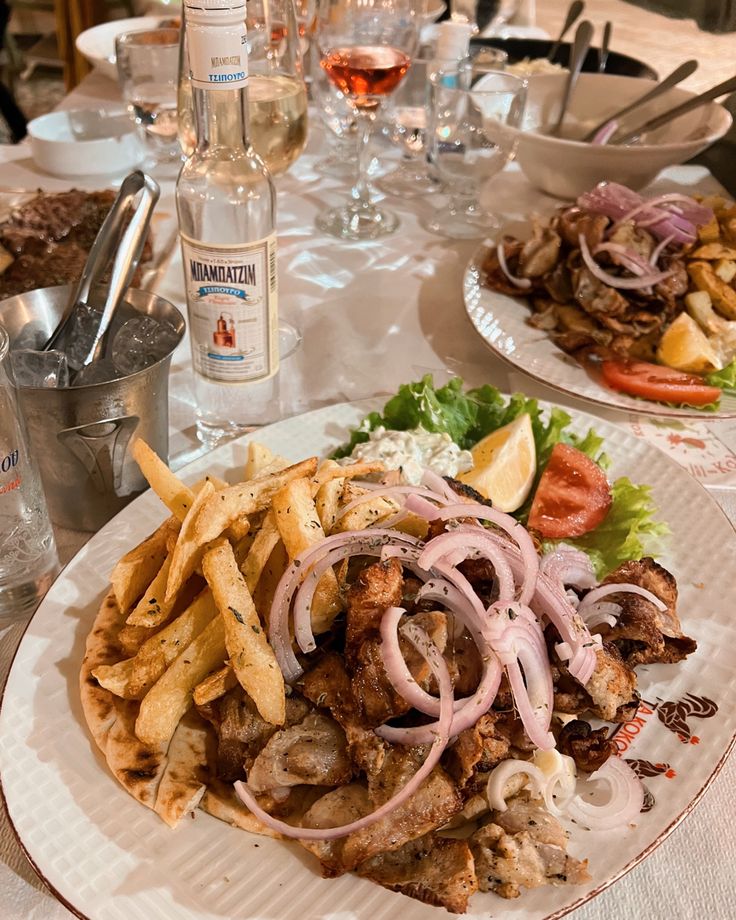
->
xmin=545 ymin=477 xmax=669 ymax=578
xmin=332 ymin=375 xmax=596 ymax=464
xmin=706 ymin=359 xmax=736 ymax=394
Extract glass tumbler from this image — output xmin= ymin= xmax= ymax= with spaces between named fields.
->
xmin=0 ymin=325 xmax=58 ymax=621
xmin=426 ymin=66 xmax=525 ymax=238
xmin=116 ymin=27 xmax=182 ymax=171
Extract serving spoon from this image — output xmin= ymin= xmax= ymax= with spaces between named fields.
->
xmin=547 ymin=0 xmax=585 ymax=63
xmin=611 ymin=72 xmax=736 ymax=145
xmin=582 ymin=59 xmax=699 ymax=143
xmin=549 ymin=19 xmax=594 ymax=137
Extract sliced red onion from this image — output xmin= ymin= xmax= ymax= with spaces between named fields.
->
xmin=590 ymin=119 xmax=619 ymax=145
xmin=577 ymin=183 xmax=712 ymax=244
xmin=540 ymin=543 xmax=597 ymax=592
xmin=580 ymin=600 xmax=622 ymax=629
xmin=234 ymin=622 xmax=453 ymax=840
xmin=418 ymin=529 xmax=516 ymax=602
xmin=579 ymin=234 xmax=674 ymax=290
xmin=649 ymin=233 xmax=676 ymax=266
xmin=421 ymin=468 xmax=461 ymax=504
xmin=403 ymin=492 xmax=445 ymax=521
xmin=433 ymin=506 xmax=539 ymax=606
xmin=496 ymin=240 xmax=532 ymax=290
xmin=336 ymin=485 xmax=447 ymax=522
xmin=579 ymin=582 xmax=667 ymax=616
xmin=593 ymin=241 xmax=653 ymax=276
xmin=269 ymin=530 xmax=423 ymax=681
xmin=486 ymin=759 xmax=547 ymax=811
xmin=565 ymin=756 xmax=644 ymax=830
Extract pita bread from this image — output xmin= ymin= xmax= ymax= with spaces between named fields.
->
xmin=200 ymin=779 xmax=280 ymax=839
xmin=80 ymin=590 xmax=224 ymax=828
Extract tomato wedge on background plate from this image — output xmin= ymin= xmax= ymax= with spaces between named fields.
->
xmin=600 ymin=357 xmax=721 ymax=407
xmin=529 ymin=443 xmax=612 ymax=539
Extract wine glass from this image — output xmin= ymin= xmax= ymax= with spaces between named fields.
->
xmin=426 ymin=66 xmax=525 ymax=239
xmin=315 ymin=0 xmax=419 ymax=241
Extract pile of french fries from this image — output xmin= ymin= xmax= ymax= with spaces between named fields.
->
xmin=686 ymin=195 xmax=736 ymax=319
xmin=93 ymin=438 xmax=403 ymax=755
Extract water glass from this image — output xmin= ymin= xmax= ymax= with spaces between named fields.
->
xmin=116 ymin=27 xmax=182 ymax=169
xmin=0 ymin=325 xmax=58 ymax=621
xmin=378 ymin=53 xmax=436 ymax=198
xmin=426 ymin=66 xmax=525 ymax=238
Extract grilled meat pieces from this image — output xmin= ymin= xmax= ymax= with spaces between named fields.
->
xmin=471 ymin=793 xmax=590 ymax=899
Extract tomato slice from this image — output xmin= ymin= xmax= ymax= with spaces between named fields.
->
xmin=528 ymin=443 xmax=612 ymax=539
xmin=600 ymin=358 xmax=721 ymax=407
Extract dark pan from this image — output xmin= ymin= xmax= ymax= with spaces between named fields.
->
xmin=470 ymin=37 xmax=659 ymax=80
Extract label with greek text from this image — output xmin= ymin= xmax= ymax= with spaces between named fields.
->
xmin=181 ymin=233 xmax=278 ymax=384
xmin=188 ymin=19 xmax=248 ymax=90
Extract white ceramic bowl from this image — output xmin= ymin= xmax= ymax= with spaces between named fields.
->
xmin=28 ymin=109 xmax=143 ymax=178
xmin=75 ymin=16 xmax=168 ymax=81
xmin=508 ymin=72 xmax=732 ymax=199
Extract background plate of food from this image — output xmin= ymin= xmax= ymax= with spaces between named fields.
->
xmin=466 ymin=184 xmax=736 ymax=418
xmin=1 ymin=390 xmax=736 ymax=920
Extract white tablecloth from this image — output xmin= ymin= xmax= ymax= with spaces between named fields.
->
xmin=1 ymin=70 xmax=735 ymax=920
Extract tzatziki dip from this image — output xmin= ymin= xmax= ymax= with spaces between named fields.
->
xmin=349 ymin=426 xmax=473 ymax=484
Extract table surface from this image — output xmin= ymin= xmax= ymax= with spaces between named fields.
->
xmin=2 ymin=48 xmax=736 ymax=920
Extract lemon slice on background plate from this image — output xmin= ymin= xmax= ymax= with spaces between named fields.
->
xmin=657 ymin=312 xmax=721 ymax=374
xmin=459 ymin=413 xmax=536 ymax=512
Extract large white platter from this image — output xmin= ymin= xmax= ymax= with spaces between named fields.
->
xmin=464 ymin=244 xmax=736 ymax=419
xmin=2 ymin=399 xmax=736 ymax=920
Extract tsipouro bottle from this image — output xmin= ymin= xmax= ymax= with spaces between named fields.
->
xmin=176 ymin=0 xmax=279 ymax=446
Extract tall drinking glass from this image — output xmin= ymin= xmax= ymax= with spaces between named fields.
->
xmin=316 ymin=0 xmax=419 ymax=240
xmin=116 ymin=28 xmax=182 ymax=171
xmin=427 ymin=67 xmax=525 ymax=238
xmin=0 ymin=325 xmax=58 ymax=621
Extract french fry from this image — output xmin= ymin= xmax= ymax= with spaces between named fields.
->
xmin=691 ymin=242 xmax=736 ymax=261
xmin=244 ymin=442 xmax=289 ymax=480
xmin=193 ymin=663 xmax=238 ymax=706
xmin=315 ymin=477 xmax=343 ymax=534
xmin=311 ymin=458 xmax=384 ymax=494
xmin=126 ymin=555 xmax=174 ymax=627
xmin=272 ymin=478 xmax=341 ymax=634
xmin=253 ymin=541 xmax=289 ymax=626
xmin=335 ymin=495 xmax=400 ymax=533
xmin=688 ymin=260 xmax=736 ymax=319
xmin=118 ymin=623 xmax=159 ymax=657
xmin=202 ymin=537 xmax=285 ymax=726
xmin=110 ymin=516 xmax=179 ymax=613
xmin=135 ymin=614 xmax=227 ymax=746
xmin=165 ymin=480 xmax=216 ymax=603
xmin=132 ymin=439 xmax=195 ymax=522
xmin=92 ymin=658 xmax=134 ymax=698
xmin=95 ymin=589 xmax=219 ymax=699
xmin=195 ymin=458 xmax=319 ymax=546
xmin=241 ymin=509 xmax=281 ymax=593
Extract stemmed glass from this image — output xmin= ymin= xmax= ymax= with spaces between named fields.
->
xmin=426 ymin=66 xmax=526 ymax=239
xmin=315 ymin=0 xmax=419 ymax=240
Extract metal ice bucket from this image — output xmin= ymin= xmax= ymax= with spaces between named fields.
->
xmin=0 ymin=284 xmax=185 ymax=532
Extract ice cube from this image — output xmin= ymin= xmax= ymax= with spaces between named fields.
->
xmin=111 ymin=315 xmax=180 ymax=377
xmin=10 ymin=349 xmax=70 ymax=388
xmin=71 ymin=358 xmax=123 ymax=387
xmin=13 ymin=321 xmax=51 ymax=351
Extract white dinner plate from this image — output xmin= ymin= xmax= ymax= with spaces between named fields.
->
xmin=464 ymin=243 xmax=736 ymax=419
xmin=2 ymin=398 xmax=736 ymax=920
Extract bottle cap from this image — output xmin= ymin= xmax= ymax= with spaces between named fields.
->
xmin=435 ymin=21 xmax=473 ymax=62
xmin=184 ymin=0 xmax=246 ymax=12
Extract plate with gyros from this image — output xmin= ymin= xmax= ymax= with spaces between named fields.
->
xmin=465 ymin=182 xmax=736 ymax=417
xmin=2 ymin=381 xmax=736 ymax=920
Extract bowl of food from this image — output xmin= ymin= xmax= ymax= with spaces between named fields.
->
xmin=508 ymin=72 xmax=731 ymax=199
xmin=75 ymin=15 xmax=173 ymax=80
xmin=471 ymin=37 xmax=658 ymax=79
xmin=28 ymin=108 xmax=143 ymax=178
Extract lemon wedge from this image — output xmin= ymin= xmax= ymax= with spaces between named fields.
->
xmin=459 ymin=413 xmax=536 ymax=512
xmin=657 ymin=312 xmax=721 ymax=374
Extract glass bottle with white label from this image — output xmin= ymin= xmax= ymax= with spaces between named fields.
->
xmin=177 ymin=0 xmax=279 ymax=446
